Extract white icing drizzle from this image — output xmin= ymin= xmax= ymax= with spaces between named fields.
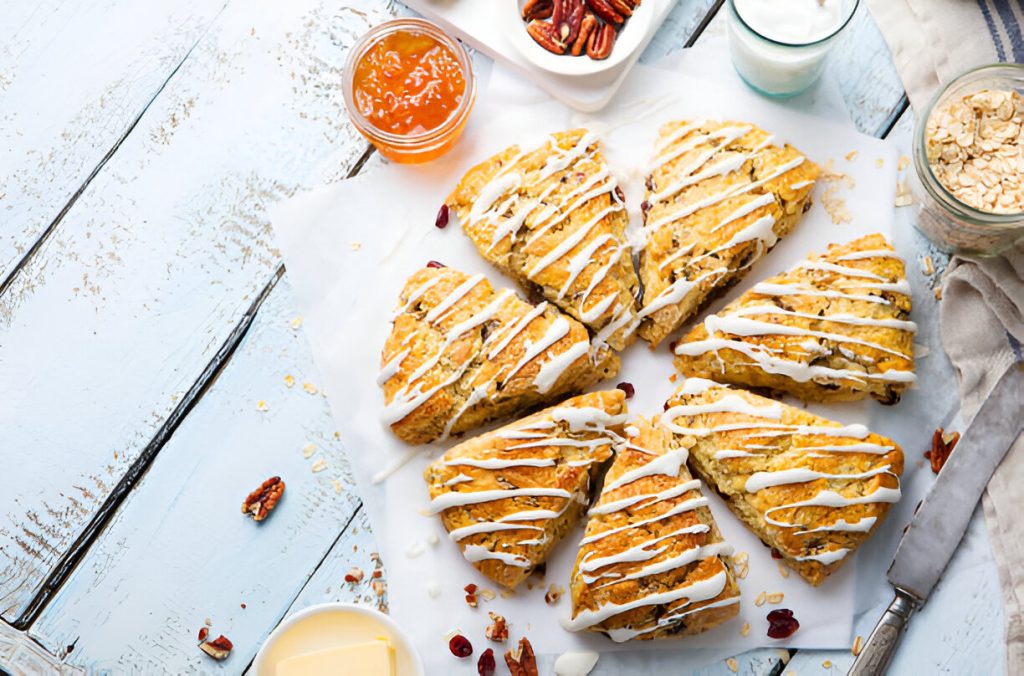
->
xmin=589 ymin=480 xmax=703 ymax=516
xmin=751 ymin=282 xmax=891 ymax=304
xmin=376 ymin=348 xmax=410 ymax=386
xmin=602 ymin=448 xmax=689 ymax=492
xmin=727 ymin=304 xmax=918 ymax=333
xmin=443 ymin=457 xmax=556 ymax=469
xmin=702 ymin=315 xmax=913 ymax=360
xmin=798 ymin=516 xmax=877 ymax=534
xmin=428 ymin=487 xmax=572 ymax=513
xmin=745 ymin=464 xmax=896 ymax=493
xmin=463 ymin=544 xmax=530 ymax=568
xmin=710 ymin=192 xmax=776 ymax=233
xmin=534 ymin=341 xmax=589 ymax=393
xmin=424 ymin=274 xmax=485 ymax=324
xmin=444 ymin=473 xmax=474 ymax=487
xmin=794 ymin=548 xmax=851 ymax=565
xmin=448 ymin=521 xmax=544 ymax=542
xmin=834 ymin=248 xmax=901 ymax=261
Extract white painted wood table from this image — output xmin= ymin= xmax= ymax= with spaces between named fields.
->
xmin=0 ymin=1 xmax=1005 ymax=674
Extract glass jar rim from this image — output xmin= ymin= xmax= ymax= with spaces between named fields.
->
xmin=342 ymin=18 xmax=476 ymax=148
xmin=727 ymin=0 xmax=860 ymax=48
xmin=914 ymin=63 xmax=1024 ymax=224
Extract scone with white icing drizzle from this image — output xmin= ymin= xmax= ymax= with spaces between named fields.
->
xmin=423 ymin=390 xmax=627 ymax=589
xmin=380 ymin=265 xmax=620 ymax=445
xmin=663 ymin=378 xmax=904 ymax=586
xmin=564 ymin=417 xmax=740 ymax=641
xmin=674 ymin=234 xmax=916 ymax=404
xmin=446 ymin=129 xmax=641 ymax=351
xmin=638 ymin=119 xmax=819 ymax=347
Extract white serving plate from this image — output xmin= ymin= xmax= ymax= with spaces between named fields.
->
xmin=402 ymin=0 xmax=677 ymax=111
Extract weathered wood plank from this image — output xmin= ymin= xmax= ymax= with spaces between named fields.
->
xmin=639 ymin=0 xmax=721 ymax=63
xmin=27 ymin=277 xmax=368 ymax=673
xmin=693 ymin=3 xmax=905 ymax=136
xmin=0 ymin=0 xmax=227 ymax=281
xmin=0 ymin=0 xmax=392 ymax=623
xmin=1 ymin=621 xmax=83 ymax=676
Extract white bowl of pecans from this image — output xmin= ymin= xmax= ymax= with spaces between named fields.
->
xmin=508 ymin=0 xmax=656 ymax=76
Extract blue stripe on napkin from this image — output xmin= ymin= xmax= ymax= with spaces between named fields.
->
xmin=992 ymin=0 xmax=1024 ymax=61
xmin=980 ymin=0 xmax=1024 ymax=62
xmin=978 ymin=0 xmax=1007 ymax=60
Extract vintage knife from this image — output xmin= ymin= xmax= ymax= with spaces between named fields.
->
xmin=849 ymin=363 xmax=1023 ymax=675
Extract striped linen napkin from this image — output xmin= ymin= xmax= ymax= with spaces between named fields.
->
xmin=866 ymin=0 xmax=1024 ymax=669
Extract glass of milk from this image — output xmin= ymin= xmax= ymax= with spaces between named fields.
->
xmin=728 ymin=0 xmax=859 ymax=97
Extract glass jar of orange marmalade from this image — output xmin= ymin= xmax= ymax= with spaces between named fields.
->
xmin=343 ymin=19 xmax=476 ymax=164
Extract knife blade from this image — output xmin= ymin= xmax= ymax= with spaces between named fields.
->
xmin=850 ymin=362 xmax=1023 ymax=675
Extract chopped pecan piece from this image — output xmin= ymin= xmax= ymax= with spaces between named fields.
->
xmin=526 ymin=19 xmax=566 ymax=54
xmin=464 ymin=583 xmax=479 ymax=607
xmin=505 ymin=637 xmax=539 ymax=676
xmin=544 ymin=583 xmax=564 ymax=605
xmin=241 ymin=476 xmax=284 ymax=521
xmin=485 ymin=612 xmax=508 ymax=642
xmin=571 ymin=12 xmax=598 ymax=56
xmin=344 ymin=566 xmax=364 ymax=583
xmin=584 ymin=0 xmax=624 ymax=24
xmin=925 ymin=427 xmax=960 ymax=474
xmin=199 ymin=635 xmax=233 ymax=660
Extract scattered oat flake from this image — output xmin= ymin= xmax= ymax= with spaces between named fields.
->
xmin=823 ymin=659 xmax=833 ymax=668
xmin=332 ymin=479 xmax=344 ymax=494
xmin=766 ymin=592 xmax=785 ymax=604
xmin=726 ymin=657 xmax=738 ymax=673
xmin=290 ymin=316 xmax=302 ymax=329
xmin=898 ymin=155 xmax=911 ymax=171
xmin=741 ymin=622 xmax=751 ymax=637
xmin=734 ymin=551 xmax=749 ymax=565
xmin=302 ymin=442 xmax=317 ymax=458
xmin=845 ymin=150 xmax=858 ymax=161
xmin=875 ymin=157 xmax=884 ymax=168
xmin=852 ymin=634 xmax=863 ymax=656
xmin=894 ymin=180 xmax=913 ymax=207
xmin=737 ymin=562 xmax=749 ymax=579
xmin=922 ymin=254 xmax=935 ymax=275
xmin=303 ymin=382 xmax=319 ymax=395
xmin=256 ymin=400 xmax=269 ymax=412
xmin=373 ymin=580 xmax=386 ymax=597
xmin=311 ymin=458 xmax=327 ymax=473
xmin=755 ymin=591 xmax=767 ymax=607
xmin=204 ymin=617 xmax=213 ymax=627
xmin=777 ymin=562 xmax=790 ymax=579
xmin=350 ymin=241 xmax=362 ymax=251
xmin=934 ymin=286 xmax=943 ymax=300
xmin=480 ymin=588 xmax=496 ymax=601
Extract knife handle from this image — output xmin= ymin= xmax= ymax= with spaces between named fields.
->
xmin=847 ymin=588 xmax=920 ymax=676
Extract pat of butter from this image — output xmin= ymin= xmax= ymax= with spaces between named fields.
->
xmin=277 ymin=638 xmax=395 ymax=676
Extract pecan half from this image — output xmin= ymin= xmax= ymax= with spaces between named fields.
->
xmin=554 ymin=0 xmax=585 ymax=48
xmin=584 ymin=0 xmax=624 ymax=24
xmin=526 ymin=19 xmax=566 ymax=54
xmin=571 ymin=12 xmax=598 ymax=56
xmin=925 ymin=427 xmax=960 ymax=474
xmin=241 ymin=476 xmax=284 ymax=521
xmin=505 ymin=637 xmax=538 ymax=676
xmin=485 ymin=612 xmax=509 ymax=642
xmin=522 ymin=0 xmax=554 ymax=21
xmin=586 ymin=22 xmax=616 ymax=60
xmin=199 ymin=635 xmax=233 ymax=660
xmin=608 ymin=0 xmax=634 ymax=16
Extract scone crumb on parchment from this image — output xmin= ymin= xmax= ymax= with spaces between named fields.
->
xmin=332 ymin=478 xmax=344 ymax=494
xmin=852 ymin=634 xmax=863 ymax=655
xmin=894 ymin=180 xmax=913 ymax=207
xmin=302 ymin=381 xmax=318 ymax=395
xmin=290 ymin=316 xmax=302 ymax=329
xmin=823 ymin=659 xmax=833 ymax=668
xmin=350 ymin=241 xmax=362 ymax=251
xmin=283 ymin=374 xmax=295 ymax=388
xmin=256 ymin=400 xmax=269 ymax=412
xmin=899 ymin=155 xmax=911 ymax=170
xmin=820 ymin=160 xmax=854 ymax=224
xmin=302 ymin=442 xmax=316 ymax=458
xmin=726 ymin=657 xmax=739 ymax=673
xmin=311 ymin=458 xmax=327 ymax=473
xmin=500 ymin=589 xmax=515 ymax=599
xmin=845 ymin=150 xmax=858 ymax=161
xmin=876 ymin=157 xmax=884 ymax=168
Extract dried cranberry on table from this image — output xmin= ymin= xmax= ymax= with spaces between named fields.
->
xmin=766 ymin=608 xmax=800 ymax=639
xmin=449 ymin=633 xmax=473 ymax=658
xmin=427 ymin=260 xmax=446 ymax=269
xmin=478 ymin=648 xmax=497 ymax=675
xmin=435 ymin=204 xmax=450 ymax=229
xmin=616 ymin=381 xmax=635 ymax=399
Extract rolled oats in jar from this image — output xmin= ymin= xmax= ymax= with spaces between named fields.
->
xmin=911 ymin=64 xmax=1024 ymax=254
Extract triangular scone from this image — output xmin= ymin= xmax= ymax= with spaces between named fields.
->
xmin=380 ymin=266 xmax=620 ymax=445
xmin=564 ymin=417 xmax=740 ymax=641
xmin=638 ymin=120 xmax=819 ymax=347
xmin=423 ymin=391 xmax=626 ymax=588
xmin=674 ymin=234 xmax=916 ymax=404
xmin=662 ymin=379 xmax=904 ymax=586
xmin=447 ymin=129 xmax=641 ymax=351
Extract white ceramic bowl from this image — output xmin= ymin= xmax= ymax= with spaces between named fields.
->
xmin=507 ymin=0 xmax=654 ymax=76
xmin=251 ymin=603 xmax=424 ymax=676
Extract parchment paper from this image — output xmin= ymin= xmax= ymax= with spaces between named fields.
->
xmin=271 ymin=51 xmax=923 ymax=673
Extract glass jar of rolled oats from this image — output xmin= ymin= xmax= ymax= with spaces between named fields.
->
xmin=911 ymin=64 xmax=1024 ymax=254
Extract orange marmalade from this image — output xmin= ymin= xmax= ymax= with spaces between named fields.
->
xmin=344 ymin=20 xmax=475 ymax=164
